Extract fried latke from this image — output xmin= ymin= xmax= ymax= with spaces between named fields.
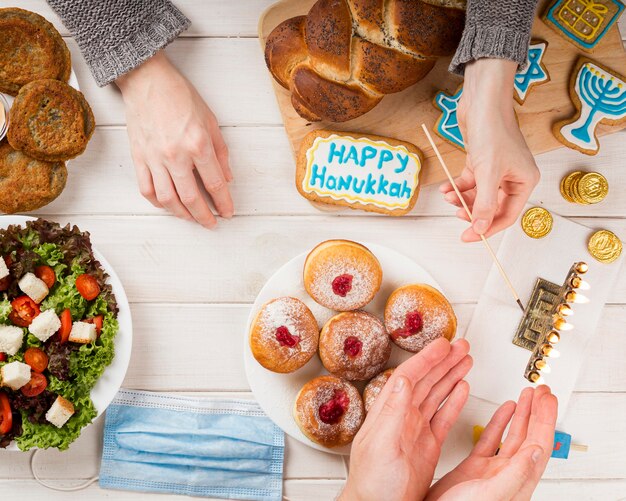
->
xmin=0 ymin=8 xmax=71 ymax=96
xmin=8 ymin=79 xmax=95 ymax=162
xmin=0 ymin=141 xmax=67 ymax=214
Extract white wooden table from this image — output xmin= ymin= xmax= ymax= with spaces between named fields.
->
xmin=1 ymin=2 xmax=626 ymax=499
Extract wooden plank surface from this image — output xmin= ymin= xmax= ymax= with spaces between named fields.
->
xmin=259 ymin=0 xmax=626 ymax=186
xmin=36 ymin=127 xmax=626 ymax=218
xmin=0 ymin=480 xmax=625 ymax=501
xmin=0 ymin=0 xmax=625 ymax=499
xmin=36 ymin=215 xmax=626 ymax=305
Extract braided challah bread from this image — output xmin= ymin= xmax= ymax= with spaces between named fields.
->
xmin=265 ymin=0 xmax=466 ymax=123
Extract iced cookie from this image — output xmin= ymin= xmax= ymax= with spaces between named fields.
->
xmin=543 ymin=0 xmax=624 ymax=53
xmin=554 ymin=57 xmax=626 ymax=155
xmin=514 ymin=40 xmax=550 ymax=105
xmin=296 ymin=130 xmax=423 ymax=216
xmin=433 ymin=85 xmax=465 ymax=151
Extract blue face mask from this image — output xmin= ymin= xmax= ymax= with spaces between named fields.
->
xmin=99 ymin=389 xmax=285 ymax=501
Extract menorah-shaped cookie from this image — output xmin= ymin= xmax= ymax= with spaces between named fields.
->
xmin=554 ymin=57 xmax=626 ymax=155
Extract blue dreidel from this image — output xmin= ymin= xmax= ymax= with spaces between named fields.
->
xmin=473 ymin=426 xmax=587 ymax=459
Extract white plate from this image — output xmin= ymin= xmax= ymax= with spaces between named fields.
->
xmin=1 ymin=70 xmax=79 ymax=108
xmin=3 ymin=215 xmax=133 ymax=451
xmin=0 ymin=70 xmax=79 ymax=141
xmin=244 ymin=242 xmax=444 ymax=455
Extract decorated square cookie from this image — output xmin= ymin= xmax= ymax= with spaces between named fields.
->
xmin=515 ymin=40 xmax=551 ymax=104
xmin=296 ymin=130 xmax=422 ymax=216
xmin=554 ymin=57 xmax=626 ymax=155
xmin=433 ymin=86 xmax=465 ymax=151
xmin=543 ymin=0 xmax=625 ymax=52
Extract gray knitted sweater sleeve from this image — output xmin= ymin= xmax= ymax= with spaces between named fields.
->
xmin=450 ymin=0 xmax=541 ymax=75
xmin=46 ymin=0 xmax=190 ymax=87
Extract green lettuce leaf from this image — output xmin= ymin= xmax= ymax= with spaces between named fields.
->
xmin=33 ymin=243 xmax=67 ymax=276
xmin=0 ymin=294 xmax=11 ymax=322
xmin=41 ymin=263 xmax=89 ymax=320
xmin=16 ymin=396 xmax=97 ymax=451
xmin=0 ymin=220 xmax=120 ymax=451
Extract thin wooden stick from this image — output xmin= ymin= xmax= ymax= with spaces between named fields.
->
xmin=421 ymin=124 xmax=525 ymax=312
xmin=571 ymin=443 xmax=589 ymax=453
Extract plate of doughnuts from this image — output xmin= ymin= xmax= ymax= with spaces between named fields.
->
xmin=244 ymin=239 xmax=458 ymax=454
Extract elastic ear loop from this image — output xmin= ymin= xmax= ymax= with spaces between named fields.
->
xmin=282 ymin=453 xmax=349 ymax=501
xmin=30 ymin=449 xmax=99 ymax=491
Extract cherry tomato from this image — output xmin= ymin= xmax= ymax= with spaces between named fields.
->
xmin=35 ymin=265 xmax=56 ymax=289
xmin=0 ymin=353 xmax=6 ymax=362
xmin=59 ymin=309 xmax=72 ymax=344
xmin=24 ymin=347 xmax=48 ymax=373
xmin=21 ymin=373 xmax=47 ymax=397
xmin=84 ymin=315 xmax=104 ymax=337
xmin=10 ymin=296 xmax=41 ymax=327
xmin=75 ymin=274 xmax=100 ymax=301
xmin=0 ymin=393 xmax=12 ymax=435
xmin=0 ymin=256 xmax=13 ymax=292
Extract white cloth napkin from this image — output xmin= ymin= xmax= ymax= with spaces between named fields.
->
xmin=464 ymin=205 xmax=623 ymax=421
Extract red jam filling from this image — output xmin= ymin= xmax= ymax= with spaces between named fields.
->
xmin=391 ymin=311 xmax=423 ymax=339
xmin=318 ymin=389 xmax=350 ymax=425
xmin=343 ymin=336 xmax=362 ymax=357
xmin=331 ymin=274 xmax=353 ymax=297
xmin=275 ymin=326 xmax=300 ymax=347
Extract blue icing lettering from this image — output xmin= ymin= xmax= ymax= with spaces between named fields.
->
xmin=377 ymin=175 xmax=389 ymax=195
xmin=395 ymin=153 xmax=409 ymax=173
xmin=337 ymin=175 xmax=353 ymax=191
xmin=310 ymin=164 xmax=326 ymax=187
xmin=389 ymin=183 xmax=401 ymax=197
xmin=365 ymin=174 xmax=376 ymax=195
xmin=326 ymin=175 xmax=337 ymax=190
xmin=346 ymin=145 xmax=359 ymax=165
xmin=328 ymin=142 xmax=345 ymax=164
xmin=360 ymin=146 xmax=377 ymax=167
xmin=401 ymin=181 xmax=412 ymax=199
xmin=352 ymin=178 xmax=365 ymax=194
xmin=434 ymin=87 xmax=465 ymax=150
xmin=377 ymin=149 xmax=394 ymax=170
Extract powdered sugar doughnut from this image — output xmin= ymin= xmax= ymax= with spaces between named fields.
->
xmin=294 ymin=375 xmax=364 ymax=448
xmin=363 ymin=367 xmax=395 ymax=413
xmin=249 ymin=297 xmax=319 ymax=373
xmin=384 ymin=284 xmax=456 ymax=353
xmin=303 ymin=240 xmax=382 ymax=311
xmin=319 ymin=311 xmax=391 ymax=381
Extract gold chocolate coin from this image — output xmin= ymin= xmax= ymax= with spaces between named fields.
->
xmin=521 ymin=207 xmax=553 ymax=239
xmin=560 ymin=171 xmax=581 ymax=203
xmin=570 ymin=172 xmax=589 ymax=205
xmin=588 ymin=230 xmax=622 ymax=264
xmin=578 ymin=172 xmax=608 ymax=204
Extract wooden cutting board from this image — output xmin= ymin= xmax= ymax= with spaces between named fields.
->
xmin=259 ymin=0 xmax=626 ymax=187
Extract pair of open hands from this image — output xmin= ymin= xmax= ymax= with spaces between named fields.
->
xmin=340 ymin=338 xmax=558 ymax=501
xmin=116 ymin=54 xmax=539 ymax=239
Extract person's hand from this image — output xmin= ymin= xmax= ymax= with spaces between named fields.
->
xmin=427 ymin=386 xmax=558 ymax=501
xmin=339 ymin=338 xmax=473 ymax=501
xmin=116 ymin=51 xmax=234 ymax=229
xmin=440 ymin=58 xmax=540 ymax=242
